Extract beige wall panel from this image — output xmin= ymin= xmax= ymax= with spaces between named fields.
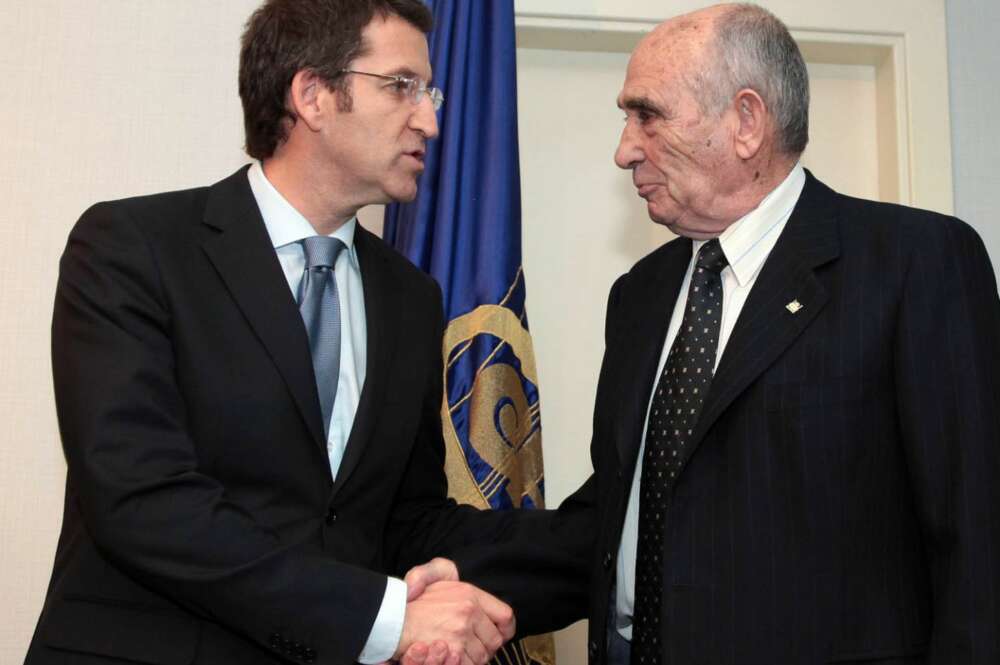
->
xmin=802 ymin=64 xmax=879 ymax=201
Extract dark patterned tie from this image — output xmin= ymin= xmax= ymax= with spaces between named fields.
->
xmin=631 ymin=239 xmax=728 ymax=665
xmin=299 ymin=236 xmax=346 ymax=437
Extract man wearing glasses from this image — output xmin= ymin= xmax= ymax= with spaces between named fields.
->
xmin=26 ymin=2 xmax=514 ymax=665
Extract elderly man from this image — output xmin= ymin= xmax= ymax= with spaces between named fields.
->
xmin=25 ymin=2 xmax=515 ymax=665
xmin=409 ymin=4 xmax=1000 ymax=665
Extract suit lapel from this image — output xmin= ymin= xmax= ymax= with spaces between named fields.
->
xmin=615 ymin=238 xmax=693 ymax=474
xmin=200 ymin=167 xmax=327 ymax=452
xmin=687 ymin=172 xmax=841 ymax=453
xmin=330 ymin=225 xmax=400 ymax=497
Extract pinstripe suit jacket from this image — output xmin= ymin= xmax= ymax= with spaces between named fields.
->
xmin=459 ymin=172 xmax=1000 ymax=665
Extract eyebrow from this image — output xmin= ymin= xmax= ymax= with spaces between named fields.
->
xmin=619 ymin=96 xmax=663 ymax=116
xmin=384 ymin=67 xmax=431 ymax=83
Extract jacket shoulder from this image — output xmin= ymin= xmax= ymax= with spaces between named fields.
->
xmin=74 ymin=184 xmax=212 ymax=243
xmin=358 ymin=226 xmax=441 ymax=297
xmin=832 ymin=189 xmax=987 ymax=261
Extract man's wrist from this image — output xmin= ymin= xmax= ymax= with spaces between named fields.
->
xmin=356 ymin=576 xmax=407 ymax=664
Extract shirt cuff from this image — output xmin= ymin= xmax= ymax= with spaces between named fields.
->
xmin=357 ymin=576 xmax=407 ymax=664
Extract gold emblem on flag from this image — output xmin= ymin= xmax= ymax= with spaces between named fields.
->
xmin=441 ymin=303 xmax=545 ymax=510
xmin=439 ymin=270 xmax=554 ymax=665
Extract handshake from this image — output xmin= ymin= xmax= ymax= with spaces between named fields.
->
xmin=385 ymin=558 xmax=516 ymax=665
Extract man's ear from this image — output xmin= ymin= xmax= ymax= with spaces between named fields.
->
xmin=287 ymin=69 xmax=326 ymax=132
xmin=731 ymin=88 xmax=768 ymax=160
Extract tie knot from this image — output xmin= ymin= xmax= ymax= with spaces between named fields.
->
xmin=303 ymin=236 xmax=346 ymax=270
xmin=696 ymin=238 xmax=728 ymax=273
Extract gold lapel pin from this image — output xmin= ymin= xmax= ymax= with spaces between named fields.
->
xmin=785 ymin=300 xmax=803 ymax=314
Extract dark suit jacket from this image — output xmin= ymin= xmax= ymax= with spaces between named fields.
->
xmin=459 ymin=172 xmax=1000 ymax=664
xmin=26 ymin=167 xmax=502 ymax=665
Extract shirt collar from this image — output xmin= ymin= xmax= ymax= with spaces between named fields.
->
xmin=694 ymin=162 xmax=805 ymax=287
xmin=247 ymin=161 xmax=358 ymax=253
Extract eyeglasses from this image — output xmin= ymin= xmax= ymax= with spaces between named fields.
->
xmin=339 ymin=69 xmax=444 ymax=111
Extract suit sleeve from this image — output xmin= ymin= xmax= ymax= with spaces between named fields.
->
xmin=449 ymin=477 xmax=597 ymax=637
xmin=893 ymin=217 xmax=1000 ymax=664
xmin=53 ymin=203 xmax=387 ymax=665
xmin=406 ymin=276 xmax=632 ymax=636
xmin=380 ymin=277 xmax=518 ymax=570
xmin=383 ymin=337 xmax=595 ymax=639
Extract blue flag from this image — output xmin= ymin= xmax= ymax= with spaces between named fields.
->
xmin=384 ymin=1 xmax=553 ymax=663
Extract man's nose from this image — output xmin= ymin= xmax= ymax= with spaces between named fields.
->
xmin=614 ymin=121 xmax=643 ymax=170
xmin=410 ymin=96 xmax=439 ymax=140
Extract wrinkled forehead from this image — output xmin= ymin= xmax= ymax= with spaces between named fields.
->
xmin=619 ymin=18 xmax=713 ymax=100
xmin=634 ymin=15 xmax=713 ymax=70
xmin=619 ymin=37 xmax=685 ymax=97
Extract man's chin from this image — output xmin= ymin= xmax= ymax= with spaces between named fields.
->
xmin=646 ymin=201 xmax=679 ymax=230
xmin=646 ymin=207 xmax=711 ymax=240
xmin=386 ymin=179 xmax=420 ymax=204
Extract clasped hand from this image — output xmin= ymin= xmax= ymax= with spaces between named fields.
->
xmin=384 ymin=558 xmax=515 ymax=665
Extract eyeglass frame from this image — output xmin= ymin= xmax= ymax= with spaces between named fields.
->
xmin=338 ymin=69 xmax=444 ymax=111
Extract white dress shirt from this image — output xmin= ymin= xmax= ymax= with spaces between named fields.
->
xmin=247 ymin=162 xmax=407 ymax=664
xmin=615 ymin=164 xmax=806 ymax=640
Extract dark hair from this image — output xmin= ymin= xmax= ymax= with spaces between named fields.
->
xmin=239 ymin=0 xmax=433 ymax=159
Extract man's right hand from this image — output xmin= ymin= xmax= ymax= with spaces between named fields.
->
xmin=394 ymin=580 xmax=515 ymax=665
xmin=405 ymin=557 xmax=460 ymax=600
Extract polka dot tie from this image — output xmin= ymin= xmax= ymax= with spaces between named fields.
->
xmin=630 ymin=239 xmax=728 ymax=665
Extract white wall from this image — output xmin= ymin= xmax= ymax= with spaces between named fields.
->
xmin=945 ymin=0 xmax=1000 ymax=275
xmin=0 ymin=2 xmax=257 ymax=661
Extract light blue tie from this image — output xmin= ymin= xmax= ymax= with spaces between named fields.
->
xmin=299 ymin=236 xmax=346 ymax=437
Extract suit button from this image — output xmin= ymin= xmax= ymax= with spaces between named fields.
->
xmin=282 ymin=638 xmax=294 ymax=654
xmin=325 ymin=508 xmax=338 ymax=525
xmin=616 ymin=468 xmax=623 ymax=480
xmin=269 ymin=633 xmax=281 ymax=648
xmin=293 ymin=643 xmax=305 ymax=659
xmin=589 ymin=639 xmax=599 ymax=658
xmin=304 ymin=648 xmax=317 ymax=663
xmin=603 ymin=551 xmax=613 ymax=570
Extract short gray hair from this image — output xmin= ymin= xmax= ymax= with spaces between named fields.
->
xmin=696 ymin=4 xmax=810 ymax=155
